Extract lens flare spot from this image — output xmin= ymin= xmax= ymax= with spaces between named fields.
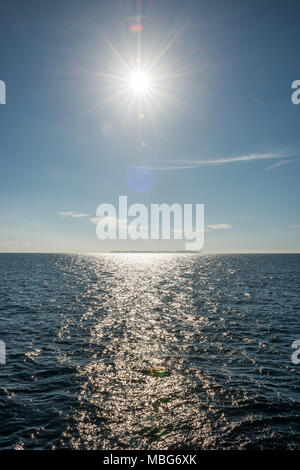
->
xmin=130 ymin=24 xmax=143 ymax=32
xmin=126 ymin=166 xmax=155 ymax=193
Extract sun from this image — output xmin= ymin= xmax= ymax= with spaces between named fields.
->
xmin=89 ymin=29 xmax=188 ymax=134
xmin=128 ymin=70 xmax=151 ymax=94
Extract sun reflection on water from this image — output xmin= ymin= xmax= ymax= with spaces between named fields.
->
xmin=60 ymin=253 xmax=214 ymax=449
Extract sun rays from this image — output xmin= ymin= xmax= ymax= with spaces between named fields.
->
xmin=90 ymin=24 xmax=189 ymax=135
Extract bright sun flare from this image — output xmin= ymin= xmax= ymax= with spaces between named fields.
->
xmin=128 ymin=71 xmax=151 ymax=94
xmin=93 ymin=30 xmax=187 ymax=133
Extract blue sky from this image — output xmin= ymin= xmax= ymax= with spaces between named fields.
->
xmin=0 ymin=0 xmax=300 ymax=252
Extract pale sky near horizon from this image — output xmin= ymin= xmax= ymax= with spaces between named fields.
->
xmin=0 ymin=0 xmax=300 ymax=253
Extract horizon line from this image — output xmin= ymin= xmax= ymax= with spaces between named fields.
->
xmin=0 ymin=251 xmax=299 ymax=255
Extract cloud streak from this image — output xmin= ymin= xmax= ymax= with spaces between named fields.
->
xmin=141 ymin=152 xmax=294 ymax=171
xmin=58 ymin=211 xmax=90 ymax=218
xmin=89 ymin=216 xmax=127 ymax=226
xmin=266 ymin=159 xmax=296 ymax=171
xmin=208 ymin=224 xmax=232 ymax=230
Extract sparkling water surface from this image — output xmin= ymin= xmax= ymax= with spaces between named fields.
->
xmin=0 ymin=253 xmax=299 ymax=449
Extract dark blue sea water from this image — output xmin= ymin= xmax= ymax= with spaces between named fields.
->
xmin=0 ymin=253 xmax=299 ymax=449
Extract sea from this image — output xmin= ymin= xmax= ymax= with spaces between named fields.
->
xmin=0 ymin=253 xmax=299 ymax=449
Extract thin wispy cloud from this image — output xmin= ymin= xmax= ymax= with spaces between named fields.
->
xmin=208 ymin=224 xmax=232 ymax=230
xmin=266 ymin=159 xmax=295 ymax=171
xmin=58 ymin=211 xmax=90 ymax=218
xmin=90 ymin=216 xmax=102 ymax=225
xmin=89 ymin=216 xmax=127 ymax=226
xmin=142 ymin=152 xmax=293 ymax=171
xmin=172 ymin=227 xmax=207 ymax=234
xmin=90 ymin=217 xmax=230 ymax=232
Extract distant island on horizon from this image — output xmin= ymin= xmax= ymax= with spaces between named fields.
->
xmin=109 ymin=250 xmax=202 ymax=253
